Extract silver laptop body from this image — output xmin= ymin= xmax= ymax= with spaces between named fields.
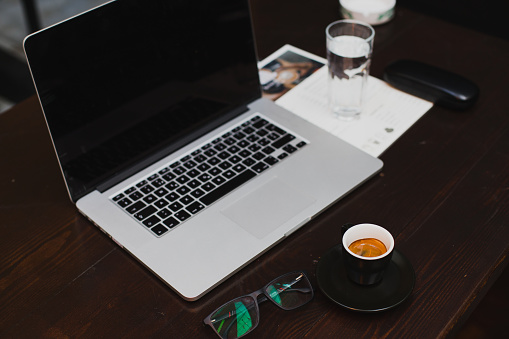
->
xmin=24 ymin=0 xmax=383 ymax=300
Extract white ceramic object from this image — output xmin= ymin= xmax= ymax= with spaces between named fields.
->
xmin=340 ymin=0 xmax=396 ymax=25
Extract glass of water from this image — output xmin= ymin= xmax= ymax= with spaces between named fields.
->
xmin=326 ymin=20 xmax=375 ymax=120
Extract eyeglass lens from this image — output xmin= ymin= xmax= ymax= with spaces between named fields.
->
xmin=208 ymin=272 xmax=312 ymax=339
xmin=209 ymin=296 xmax=259 ymax=339
xmin=265 ymin=272 xmax=313 ymax=310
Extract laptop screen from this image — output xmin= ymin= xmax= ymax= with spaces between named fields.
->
xmin=24 ymin=0 xmax=261 ymax=201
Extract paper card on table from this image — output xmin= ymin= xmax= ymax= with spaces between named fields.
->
xmin=258 ymin=45 xmax=434 ymax=157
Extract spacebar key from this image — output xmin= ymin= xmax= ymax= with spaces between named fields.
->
xmin=200 ymin=170 xmax=256 ymax=205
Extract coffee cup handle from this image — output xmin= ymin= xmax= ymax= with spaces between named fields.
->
xmin=341 ymin=223 xmax=356 ymax=235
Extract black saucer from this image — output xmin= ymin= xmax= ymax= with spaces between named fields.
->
xmin=316 ymin=245 xmax=415 ymax=313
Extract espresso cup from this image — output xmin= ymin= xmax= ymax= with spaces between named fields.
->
xmin=341 ymin=223 xmax=394 ymax=285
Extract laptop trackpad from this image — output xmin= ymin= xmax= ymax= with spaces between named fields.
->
xmin=221 ymin=177 xmax=316 ymax=239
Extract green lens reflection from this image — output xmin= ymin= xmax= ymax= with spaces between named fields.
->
xmin=211 ymin=297 xmax=255 ymax=339
xmin=234 ymin=301 xmax=252 ymax=336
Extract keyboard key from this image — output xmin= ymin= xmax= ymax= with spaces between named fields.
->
xmin=176 ymin=175 xmax=190 ymax=184
xmin=151 ymin=224 xmax=169 ymax=236
xmin=264 ymin=156 xmax=279 ymax=166
xmin=198 ymin=173 xmax=212 ymax=182
xmin=126 ymin=201 xmax=146 ymax=214
xmin=202 ymin=182 xmax=216 ymax=192
xmin=272 ymin=134 xmax=296 ymax=148
xmin=252 ymin=118 xmax=268 ymax=129
xmin=227 ymin=145 xmax=241 ymax=153
xmin=188 ymin=179 xmax=201 ymax=189
xmin=218 ymin=161 xmax=232 ymax=170
xmin=186 ymin=202 xmax=205 ymax=214
xmin=256 ymin=129 xmax=269 ymax=137
xmin=229 ymin=155 xmax=242 ymax=164
xmin=173 ymin=166 xmax=186 ymax=175
xmin=158 ymin=167 xmax=170 ymax=175
xmin=214 ymin=143 xmax=227 ymax=151
xmin=224 ymin=137 xmax=236 ymax=145
xmin=136 ymin=180 xmax=148 ymax=188
xmin=243 ymin=126 xmax=255 ymax=135
xmin=222 ymin=169 xmax=236 ymax=179
xmin=162 ymin=173 xmax=176 ymax=181
xmin=208 ymin=167 xmax=222 ymax=176
xmin=143 ymin=194 xmax=157 ymax=204
xmin=165 ymin=192 xmax=179 ymax=202
xmin=117 ymin=197 xmax=132 ymax=207
xmin=252 ymin=152 xmax=265 ymax=160
xmin=283 ymin=144 xmax=298 ymax=153
xmin=128 ymin=191 xmax=143 ymax=201
xmin=157 ymin=208 xmax=172 ymax=219
xmin=179 ymin=195 xmax=194 ymax=205
xmin=148 ymin=174 xmax=159 ymax=181
xmin=252 ymin=162 xmax=269 ymax=173
xmin=237 ymin=140 xmax=249 ymax=148
xmin=204 ymin=149 xmax=217 ymax=157
xmin=175 ymin=210 xmax=191 ymax=222
xmin=246 ymin=134 xmax=259 ymax=142
xmin=233 ymin=164 xmax=247 ymax=173
xmin=267 ymin=132 xmax=279 ymax=141
xmin=200 ymin=170 xmax=256 ymax=205
xmin=242 ymin=158 xmax=256 ymax=166
xmin=248 ymin=144 xmax=261 ymax=152
xmin=238 ymin=149 xmax=251 ymax=158
xmin=169 ymin=202 xmax=184 ymax=212
xmin=217 ymin=151 xmax=230 ymax=160
xmin=277 ymin=152 xmax=289 ymax=160
xmin=187 ymin=169 xmax=200 ymax=178
xmin=212 ymin=176 xmax=226 ymax=186
xmin=197 ymin=163 xmax=211 ymax=171
xmin=124 ymin=187 xmax=136 ymax=195
xmin=194 ymin=154 xmax=207 ymax=163
xmin=140 ymin=184 xmax=155 ymax=194
xmin=154 ymin=198 xmax=169 ymax=208
xmin=112 ymin=193 xmax=125 ymax=201
xmin=266 ymin=124 xmax=286 ymax=135
xmin=163 ymin=217 xmax=179 ymax=228
xmin=152 ymin=178 xmax=166 ymax=187
xmin=165 ymin=181 xmax=180 ymax=190
xmin=134 ymin=206 xmax=157 ymax=221
xmin=176 ymin=186 xmax=191 ymax=195
xmin=262 ymin=146 xmax=275 ymax=154
xmin=191 ymin=188 xmax=205 ymax=199
xmin=234 ymin=132 xmax=246 ymax=140
xmin=142 ymin=215 xmax=161 ymax=228
xmin=154 ymin=188 xmax=169 ymax=197
xmin=207 ymin=157 xmax=220 ymax=165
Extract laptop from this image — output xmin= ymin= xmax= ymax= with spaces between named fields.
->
xmin=23 ymin=0 xmax=382 ymax=300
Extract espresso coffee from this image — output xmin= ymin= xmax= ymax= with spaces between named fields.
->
xmin=348 ymin=238 xmax=387 ymax=257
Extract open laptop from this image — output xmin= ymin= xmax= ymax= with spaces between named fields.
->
xmin=24 ymin=0 xmax=382 ymax=300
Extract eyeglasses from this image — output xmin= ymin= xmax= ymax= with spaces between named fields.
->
xmin=203 ymin=271 xmax=314 ymax=339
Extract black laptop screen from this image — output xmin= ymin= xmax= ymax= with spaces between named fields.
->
xmin=24 ymin=0 xmax=261 ymax=201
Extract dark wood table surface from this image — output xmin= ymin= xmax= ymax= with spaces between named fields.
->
xmin=1 ymin=1 xmax=509 ymax=338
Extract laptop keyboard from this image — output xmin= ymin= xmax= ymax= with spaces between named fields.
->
xmin=110 ymin=115 xmax=307 ymax=237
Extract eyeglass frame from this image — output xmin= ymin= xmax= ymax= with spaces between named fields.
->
xmin=203 ymin=270 xmax=314 ymax=338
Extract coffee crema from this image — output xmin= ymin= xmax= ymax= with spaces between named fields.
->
xmin=348 ymin=238 xmax=387 ymax=257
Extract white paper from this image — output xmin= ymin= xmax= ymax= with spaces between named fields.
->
xmin=258 ymin=45 xmax=433 ymax=157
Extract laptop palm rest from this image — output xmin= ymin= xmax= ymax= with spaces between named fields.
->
xmin=221 ymin=177 xmax=316 ymax=239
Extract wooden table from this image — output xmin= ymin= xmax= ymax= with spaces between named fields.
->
xmin=1 ymin=1 xmax=508 ymax=338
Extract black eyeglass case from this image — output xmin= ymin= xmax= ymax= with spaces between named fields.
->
xmin=383 ymin=59 xmax=479 ymax=110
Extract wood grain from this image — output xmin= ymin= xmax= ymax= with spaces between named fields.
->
xmin=1 ymin=2 xmax=508 ymax=338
